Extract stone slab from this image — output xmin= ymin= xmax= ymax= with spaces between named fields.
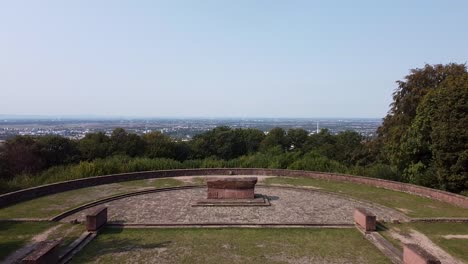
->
xmin=86 ymin=206 xmax=107 ymax=231
xmin=403 ymin=244 xmax=441 ymax=264
xmin=354 ymin=207 xmax=376 ymax=231
xmin=207 ymin=177 xmax=257 ymax=199
xmin=21 ymin=240 xmax=61 ymax=264
xmin=193 ymin=194 xmax=270 ymax=207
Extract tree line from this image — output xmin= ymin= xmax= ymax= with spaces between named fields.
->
xmin=0 ymin=126 xmax=369 ymax=179
xmin=0 ymin=63 xmax=466 ymax=194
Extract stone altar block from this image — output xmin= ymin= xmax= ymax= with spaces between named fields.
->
xmin=207 ymin=177 xmax=257 ymax=199
xmin=194 ymin=177 xmax=270 ymax=206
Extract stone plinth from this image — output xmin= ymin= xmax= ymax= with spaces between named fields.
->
xmin=403 ymin=244 xmax=441 ymax=264
xmin=21 ymin=240 xmax=61 ymax=264
xmin=86 ymin=207 xmax=107 ymax=231
xmin=354 ymin=207 xmax=376 ymax=231
xmin=207 ymin=177 xmax=257 ymax=199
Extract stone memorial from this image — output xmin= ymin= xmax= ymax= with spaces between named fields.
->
xmin=207 ymin=177 xmax=257 ymax=199
xmin=194 ymin=177 xmax=270 ymax=206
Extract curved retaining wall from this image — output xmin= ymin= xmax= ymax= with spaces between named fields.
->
xmin=0 ymin=168 xmax=467 ymax=209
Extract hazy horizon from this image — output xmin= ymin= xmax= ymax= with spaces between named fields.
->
xmin=2 ymin=1 xmax=468 ymax=118
xmin=0 ymin=114 xmax=382 ymax=120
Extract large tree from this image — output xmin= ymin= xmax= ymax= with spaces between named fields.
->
xmin=376 ymin=63 xmax=467 ymax=165
xmin=401 ymin=73 xmax=468 ymax=192
xmin=377 ymin=63 xmax=467 ymax=193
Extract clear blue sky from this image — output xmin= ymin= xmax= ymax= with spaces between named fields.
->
xmin=1 ymin=1 xmax=467 ymax=118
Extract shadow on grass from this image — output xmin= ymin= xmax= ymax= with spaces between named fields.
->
xmin=87 ymin=226 xmax=172 ymax=256
xmin=0 ymin=241 xmax=26 ymax=261
xmin=376 ymin=222 xmax=389 ymax=232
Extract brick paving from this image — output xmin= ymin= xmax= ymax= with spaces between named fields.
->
xmin=62 ymin=186 xmax=407 ymax=224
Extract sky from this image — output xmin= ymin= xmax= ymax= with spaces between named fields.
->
xmin=1 ymin=1 xmax=467 ymax=118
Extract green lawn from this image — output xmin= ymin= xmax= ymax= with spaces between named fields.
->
xmin=0 ymin=221 xmax=56 ymax=261
xmin=72 ymin=228 xmax=390 ymax=264
xmin=0 ymin=178 xmax=186 ymax=219
xmin=263 ymin=177 xmax=468 ymax=218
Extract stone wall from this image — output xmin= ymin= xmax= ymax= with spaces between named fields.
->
xmin=0 ymin=168 xmax=467 ymax=209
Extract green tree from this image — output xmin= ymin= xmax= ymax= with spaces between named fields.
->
xmin=4 ymin=136 xmax=43 ymax=175
xmin=109 ymin=128 xmax=145 ymax=157
xmin=240 ymin=128 xmax=265 ymax=154
xmin=37 ymin=135 xmax=79 ymax=168
xmin=376 ymin=63 xmax=467 ymax=165
xmin=142 ymin=131 xmax=176 ymax=159
xmin=287 ymin=128 xmax=309 ymax=150
xmin=260 ymin=127 xmax=289 ymax=151
xmin=401 ymin=73 xmax=468 ymax=192
xmin=78 ymin=132 xmax=111 ymax=160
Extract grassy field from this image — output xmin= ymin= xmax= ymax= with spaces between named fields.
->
xmin=0 ymin=178 xmax=186 ymax=219
xmin=263 ymin=177 xmax=468 ymax=218
xmin=0 ymin=221 xmax=56 ymax=261
xmin=72 ymin=227 xmax=391 ymax=264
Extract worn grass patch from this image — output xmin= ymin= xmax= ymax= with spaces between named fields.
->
xmin=409 ymin=222 xmax=468 ymax=262
xmin=72 ymin=227 xmax=390 ymax=264
xmin=264 ymin=177 xmax=468 ymax=218
xmin=0 ymin=178 xmax=185 ymax=219
xmin=378 ymin=222 xmax=468 ymax=263
xmin=0 ymin=221 xmax=56 ymax=261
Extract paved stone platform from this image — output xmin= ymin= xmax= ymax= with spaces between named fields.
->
xmin=62 ymin=186 xmax=407 ymax=224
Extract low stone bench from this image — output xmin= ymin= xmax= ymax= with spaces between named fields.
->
xmin=21 ymin=240 xmax=61 ymax=264
xmin=354 ymin=207 xmax=376 ymax=231
xmin=86 ymin=207 xmax=107 ymax=231
xmin=403 ymin=244 xmax=441 ymax=264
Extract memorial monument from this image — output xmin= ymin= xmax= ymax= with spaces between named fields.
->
xmin=193 ymin=176 xmax=270 ymax=206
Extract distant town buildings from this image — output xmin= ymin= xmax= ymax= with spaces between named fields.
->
xmin=0 ymin=118 xmax=381 ymax=140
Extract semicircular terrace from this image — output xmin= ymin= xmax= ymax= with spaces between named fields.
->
xmin=1 ymin=168 xmax=467 ymax=209
xmin=59 ymin=185 xmax=409 ymax=226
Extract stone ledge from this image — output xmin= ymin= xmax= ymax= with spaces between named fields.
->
xmin=193 ymin=194 xmax=270 ymax=207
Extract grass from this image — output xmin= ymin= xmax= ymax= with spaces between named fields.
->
xmin=0 ymin=178 xmax=185 ymax=219
xmin=410 ymin=222 xmax=468 ymax=262
xmin=379 ymin=222 xmax=468 ymax=263
xmin=72 ymin=227 xmax=391 ymax=264
xmin=0 ymin=221 xmax=56 ymax=261
xmin=263 ymin=177 xmax=468 ymax=218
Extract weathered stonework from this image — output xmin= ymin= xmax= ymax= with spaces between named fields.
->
xmin=354 ymin=207 xmax=376 ymax=232
xmin=21 ymin=240 xmax=61 ymax=264
xmin=86 ymin=207 xmax=107 ymax=231
xmin=403 ymin=244 xmax=441 ymax=264
xmin=206 ymin=177 xmax=257 ymax=199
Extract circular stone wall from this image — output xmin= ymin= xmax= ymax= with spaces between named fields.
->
xmin=62 ymin=186 xmax=407 ymax=225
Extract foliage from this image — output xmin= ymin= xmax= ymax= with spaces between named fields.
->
xmin=375 ymin=63 xmax=468 ymax=193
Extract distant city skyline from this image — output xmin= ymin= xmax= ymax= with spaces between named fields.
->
xmin=1 ymin=1 xmax=468 ymax=118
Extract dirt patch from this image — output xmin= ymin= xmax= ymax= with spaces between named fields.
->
xmin=389 ymin=229 xmax=464 ymax=264
xmin=442 ymin=234 xmax=468 ymax=239
xmin=2 ymin=224 xmax=63 ymax=263
xmin=395 ymin=208 xmax=413 ymax=214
